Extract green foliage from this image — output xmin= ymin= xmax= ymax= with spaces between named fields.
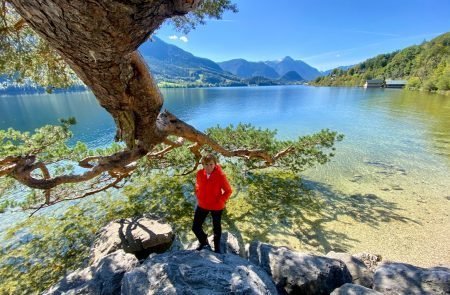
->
xmin=0 ymin=120 xmax=125 ymax=209
xmin=206 ymin=124 xmax=343 ymax=172
xmin=0 ymin=120 xmax=74 ymax=161
xmin=147 ymin=124 xmax=342 ymax=175
xmin=168 ymin=0 xmax=238 ymax=34
xmin=0 ymin=1 xmax=78 ymax=88
xmin=406 ymin=76 xmax=422 ymax=89
xmin=312 ymin=32 xmax=450 ymax=93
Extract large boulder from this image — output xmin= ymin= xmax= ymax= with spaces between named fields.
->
xmin=373 ymin=262 xmax=450 ymax=294
xmin=326 ymin=251 xmax=374 ymax=288
xmin=331 ymin=283 xmax=383 ymax=294
xmin=121 ymin=250 xmax=278 ymax=294
xmin=90 ymin=217 xmax=174 ymax=263
xmin=248 ymin=241 xmax=352 ymax=294
xmin=44 ymin=250 xmax=139 ymax=295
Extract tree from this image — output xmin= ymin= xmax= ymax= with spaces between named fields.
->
xmin=0 ymin=0 xmax=342 ymax=211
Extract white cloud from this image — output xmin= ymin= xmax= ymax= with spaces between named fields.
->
xmin=167 ymin=35 xmax=188 ymax=43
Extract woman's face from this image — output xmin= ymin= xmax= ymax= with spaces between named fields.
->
xmin=203 ymin=161 xmax=216 ymax=174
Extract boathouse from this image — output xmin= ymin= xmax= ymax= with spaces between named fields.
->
xmin=385 ymin=79 xmax=407 ymax=88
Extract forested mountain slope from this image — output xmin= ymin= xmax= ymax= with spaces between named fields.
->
xmin=313 ymin=32 xmax=450 ymax=92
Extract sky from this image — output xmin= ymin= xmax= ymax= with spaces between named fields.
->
xmin=154 ymin=0 xmax=450 ymax=71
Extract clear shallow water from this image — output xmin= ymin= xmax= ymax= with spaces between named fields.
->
xmin=1 ymin=86 xmax=449 ymax=266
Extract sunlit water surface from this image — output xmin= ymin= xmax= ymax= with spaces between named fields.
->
xmin=1 ymin=86 xmax=449 ymax=267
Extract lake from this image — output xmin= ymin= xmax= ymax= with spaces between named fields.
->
xmin=1 ymin=85 xmax=449 ymax=267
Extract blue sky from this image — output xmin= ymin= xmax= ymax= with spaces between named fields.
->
xmin=154 ymin=0 xmax=450 ymax=71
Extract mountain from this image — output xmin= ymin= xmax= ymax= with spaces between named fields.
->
xmin=139 ymin=37 xmax=244 ymax=87
xmin=312 ymin=32 xmax=450 ymax=92
xmin=218 ymin=59 xmax=279 ymax=79
xmin=265 ymin=56 xmax=321 ymax=81
xmin=278 ymin=71 xmax=304 ymax=83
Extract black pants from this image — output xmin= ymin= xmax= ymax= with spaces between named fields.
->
xmin=192 ymin=206 xmax=223 ymax=252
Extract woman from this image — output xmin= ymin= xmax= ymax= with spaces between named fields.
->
xmin=192 ymin=154 xmax=232 ymax=253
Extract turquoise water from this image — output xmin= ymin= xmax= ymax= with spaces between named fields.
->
xmin=1 ymin=86 xmax=450 ymax=266
xmin=1 ymin=86 xmax=449 ymax=166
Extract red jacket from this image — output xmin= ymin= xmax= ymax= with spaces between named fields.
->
xmin=195 ymin=165 xmax=232 ymax=210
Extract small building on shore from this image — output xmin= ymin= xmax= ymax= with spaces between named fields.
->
xmin=364 ymin=79 xmax=384 ymax=88
xmin=385 ymin=79 xmax=407 ymax=88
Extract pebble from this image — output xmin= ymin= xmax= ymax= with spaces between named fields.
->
xmin=391 ymin=185 xmax=403 ymax=191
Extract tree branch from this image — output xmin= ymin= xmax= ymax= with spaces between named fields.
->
xmin=10 ymin=147 xmax=147 ymax=190
xmin=148 ymin=137 xmax=185 ymax=158
xmin=158 ymin=110 xmax=277 ymax=164
xmin=28 ymin=174 xmax=126 ymax=216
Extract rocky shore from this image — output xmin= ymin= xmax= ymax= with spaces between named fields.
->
xmin=44 ymin=217 xmax=450 ymax=294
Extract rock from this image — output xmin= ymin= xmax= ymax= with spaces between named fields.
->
xmin=121 ymin=250 xmax=278 ymax=294
xmin=391 ymin=185 xmax=404 ymax=191
xmin=248 ymin=241 xmax=352 ymax=294
xmin=353 ymin=253 xmax=382 ymax=272
xmin=331 ymin=283 xmax=383 ymax=294
xmin=373 ymin=262 xmax=450 ymax=294
xmin=188 ymin=231 xmax=243 ymax=256
xmin=44 ymin=250 xmax=139 ymax=295
xmin=326 ymin=251 xmax=374 ymax=288
xmin=89 ymin=217 xmax=174 ymax=264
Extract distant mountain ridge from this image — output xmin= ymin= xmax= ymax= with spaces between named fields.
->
xmin=218 ymin=59 xmax=279 ymax=79
xmin=265 ymin=56 xmax=321 ymax=81
xmin=218 ymin=56 xmax=320 ymax=81
xmin=139 ymin=37 xmax=309 ymax=86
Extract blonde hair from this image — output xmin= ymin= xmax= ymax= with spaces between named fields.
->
xmin=201 ymin=153 xmax=217 ymax=164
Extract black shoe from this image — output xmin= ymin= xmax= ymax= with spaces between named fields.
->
xmin=196 ymin=243 xmax=211 ymax=251
xmin=214 ymin=248 xmax=221 ymax=254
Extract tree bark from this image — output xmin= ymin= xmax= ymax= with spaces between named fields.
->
xmin=9 ymin=0 xmax=201 ymax=149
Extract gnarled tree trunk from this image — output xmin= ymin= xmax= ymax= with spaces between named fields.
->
xmin=9 ymin=0 xmax=201 ymax=149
